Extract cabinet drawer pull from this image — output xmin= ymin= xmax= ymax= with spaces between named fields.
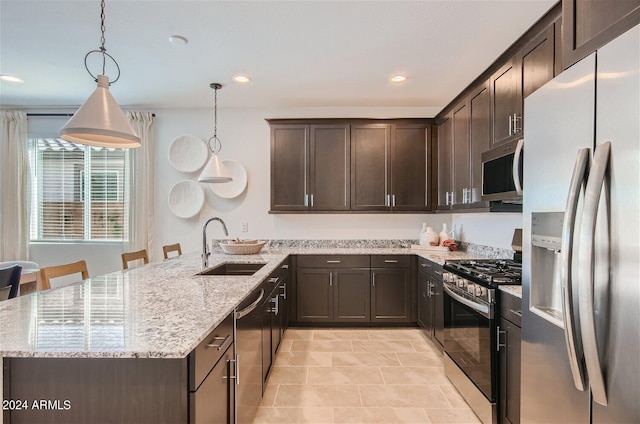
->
xmin=281 ymin=264 xmax=289 ymax=269
xmin=326 ymin=260 xmax=341 ymax=264
xmin=268 ymin=277 xmax=280 ymax=284
xmin=207 ymin=334 xmax=231 ymax=351
xmin=434 ymin=271 xmax=442 ymax=276
xmin=509 ymin=308 xmax=522 ymax=317
xmin=384 ymin=260 xmax=399 ymax=264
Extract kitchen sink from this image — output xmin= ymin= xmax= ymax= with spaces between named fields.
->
xmin=197 ymin=262 xmax=266 ymax=276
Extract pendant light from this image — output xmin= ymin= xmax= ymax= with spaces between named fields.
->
xmin=198 ymin=83 xmax=232 ymax=183
xmin=60 ymin=0 xmax=140 ymax=149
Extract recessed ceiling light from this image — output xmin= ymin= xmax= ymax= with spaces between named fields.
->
xmin=390 ymin=75 xmax=407 ymax=83
xmin=233 ymin=75 xmax=251 ymax=84
xmin=0 ymin=75 xmax=24 ymax=83
xmin=169 ymin=35 xmax=188 ymax=46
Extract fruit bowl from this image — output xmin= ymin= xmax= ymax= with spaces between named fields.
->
xmin=218 ymin=240 xmax=266 ymax=255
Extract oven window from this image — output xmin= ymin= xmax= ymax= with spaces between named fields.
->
xmin=444 ymin=292 xmax=496 ymax=401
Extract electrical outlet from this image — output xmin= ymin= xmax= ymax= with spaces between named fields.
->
xmin=241 ymin=223 xmax=248 ymax=233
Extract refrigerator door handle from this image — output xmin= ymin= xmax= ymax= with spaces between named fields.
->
xmin=512 ymin=138 xmax=524 ymax=196
xmin=560 ymin=148 xmax=590 ymax=392
xmin=578 ymin=141 xmax=611 ymax=406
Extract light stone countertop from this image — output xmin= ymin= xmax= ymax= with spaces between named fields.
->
xmin=0 ymin=247 xmax=483 ymax=359
xmin=499 ymin=285 xmax=523 ymax=298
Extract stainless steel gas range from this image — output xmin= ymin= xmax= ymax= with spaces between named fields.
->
xmin=442 ymin=259 xmax=521 ymax=424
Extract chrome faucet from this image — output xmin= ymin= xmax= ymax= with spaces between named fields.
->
xmin=202 ymin=217 xmax=229 ymax=268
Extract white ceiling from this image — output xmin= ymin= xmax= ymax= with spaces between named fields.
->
xmin=0 ymin=0 xmax=556 ymax=115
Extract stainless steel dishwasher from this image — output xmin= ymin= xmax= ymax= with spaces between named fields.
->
xmin=233 ymin=285 xmax=265 ymax=424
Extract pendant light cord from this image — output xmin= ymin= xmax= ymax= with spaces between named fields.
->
xmin=84 ymin=0 xmax=121 ymax=83
xmin=100 ymin=0 xmax=107 ymax=75
xmin=208 ymin=83 xmax=223 ymax=154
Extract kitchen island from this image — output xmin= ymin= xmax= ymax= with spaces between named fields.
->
xmin=1 ymin=247 xmax=481 ymax=423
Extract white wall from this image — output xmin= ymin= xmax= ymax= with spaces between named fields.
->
xmin=452 ymin=212 xmax=523 ymax=250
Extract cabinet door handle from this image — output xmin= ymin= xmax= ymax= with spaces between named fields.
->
xmin=497 ymin=326 xmax=507 ymax=351
xmin=513 ymin=113 xmax=521 ymax=133
xmin=304 ymin=194 xmax=309 ymax=207
xmin=281 ymin=264 xmax=289 ymax=270
xmin=329 ymin=273 xmax=333 ymax=286
xmin=280 ymin=282 xmax=287 ymax=300
xmin=326 ymin=260 xmax=341 ymax=264
xmin=235 ymin=355 xmax=240 ymax=385
xmin=207 ymin=334 xmax=231 ymax=351
xmin=384 ymin=260 xmax=399 ymax=264
xmin=392 ymin=194 xmax=396 ymax=207
xmin=420 ymin=263 xmax=429 ymax=268
xmin=434 ymin=271 xmax=442 ymax=276
xmin=271 ymin=295 xmax=279 ymax=315
xmin=225 ymin=357 xmax=237 ymax=382
xmin=310 ymin=194 xmax=314 ymax=207
xmin=372 ymin=275 xmax=375 ymax=287
xmin=508 ymin=115 xmax=513 ymax=135
xmin=509 ymin=308 xmax=522 ymax=317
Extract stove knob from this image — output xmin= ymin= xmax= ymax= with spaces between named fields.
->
xmin=467 ymin=283 xmax=475 ymax=294
xmin=475 ymin=286 xmax=485 ymax=297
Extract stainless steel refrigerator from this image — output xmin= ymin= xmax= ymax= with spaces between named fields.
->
xmin=521 ymin=23 xmax=639 ymax=423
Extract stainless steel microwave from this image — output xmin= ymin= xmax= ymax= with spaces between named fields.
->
xmin=481 ymin=138 xmax=523 ymax=202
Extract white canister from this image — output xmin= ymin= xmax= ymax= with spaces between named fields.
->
xmin=420 ymin=224 xmax=440 ymax=246
xmin=439 ymin=223 xmax=453 ymax=246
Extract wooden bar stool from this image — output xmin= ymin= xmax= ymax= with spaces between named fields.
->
xmin=162 ymin=243 xmax=182 ymax=260
xmin=121 ymin=249 xmax=149 ymax=270
xmin=40 ymin=260 xmax=89 ymax=291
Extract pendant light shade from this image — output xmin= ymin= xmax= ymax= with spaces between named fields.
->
xmin=198 ymin=83 xmax=233 ymax=183
xmin=199 ymin=153 xmax=232 ymax=183
xmin=60 ymin=0 xmax=140 ymax=149
xmin=61 ymin=75 xmax=141 ymax=148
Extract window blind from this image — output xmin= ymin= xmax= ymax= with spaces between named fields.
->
xmin=29 ymin=138 xmax=129 ymax=241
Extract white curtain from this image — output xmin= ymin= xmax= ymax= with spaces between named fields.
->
xmin=0 ymin=111 xmax=30 ymax=261
xmin=126 ymin=112 xmax=155 ymax=260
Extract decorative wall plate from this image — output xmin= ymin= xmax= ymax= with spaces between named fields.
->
xmin=168 ymin=134 xmax=208 ymax=173
xmin=168 ymin=180 xmax=205 ymax=218
xmin=209 ymin=160 xmax=248 ymax=198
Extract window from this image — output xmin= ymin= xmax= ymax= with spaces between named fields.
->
xmin=28 ymin=138 xmax=130 ymax=241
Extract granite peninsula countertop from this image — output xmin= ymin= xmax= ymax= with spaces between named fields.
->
xmin=0 ymin=247 xmax=486 ymax=359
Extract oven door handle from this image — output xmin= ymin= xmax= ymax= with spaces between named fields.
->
xmin=443 ymin=284 xmax=493 ymax=319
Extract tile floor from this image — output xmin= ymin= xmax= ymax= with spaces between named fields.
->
xmin=254 ymin=328 xmax=481 ymax=423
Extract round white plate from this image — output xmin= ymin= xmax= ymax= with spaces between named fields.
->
xmin=209 ymin=160 xmax=248 ymax=198
xmin=168 ymin=134 xmax=209 ymax=173
xmin=168 ymin=180 xmax=205 ymax=218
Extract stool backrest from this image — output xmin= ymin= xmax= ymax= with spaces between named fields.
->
xmin=40 ymin=261 xmax=88 ymax=291
xmin=121 ymin=249 xmax=149 ymax=270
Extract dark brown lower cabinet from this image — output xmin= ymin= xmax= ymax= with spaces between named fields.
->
xmin=190 ymin=346 xmax=235 ymax=424
xmin=417 ymin=269 xmax=434 ymax=332
xmin=499 ymin=292 xmax=522 ymax=424
xmin=417 ymin=258 xmax=443 ymax=350
xmin=296 ymin=267 xmax=371 ymax=323
xmin=432 ymin=265 xmax=445 ymax=349
xmin=370 ymin=267 xmax=411 ymax=323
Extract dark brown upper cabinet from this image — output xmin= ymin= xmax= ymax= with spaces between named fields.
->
xmin=439 ymin=82 xmax=490 ymax=211
xmin=490 ymin=59 xmax=522 ymax=146
xmin=270 ymin=119 xmax=433 ymax=213
xmin=468 ymin=83 xmax=491 ymax=208
xmin=270 ymin=123 xmax=350 ymax=212
xmin=517 ymin=23 xmax=557 ymax=134
xmin=391 ymin=124 xmax=431 ymax=211
xmin=437 ymin=115 xmax=453 ymax=210
xmin=270 ymin=125 xmax=308 ymax=211
xmin=351 ymin=123 xmax=391 ymax=211
xmin=563 ymin=0 xmax=640 ymax=69
xmin=309 ymin=124 xmax=350 ymax=210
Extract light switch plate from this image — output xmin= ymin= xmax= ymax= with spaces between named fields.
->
xmin=241 ymin=223 xmax=248 ymax=232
